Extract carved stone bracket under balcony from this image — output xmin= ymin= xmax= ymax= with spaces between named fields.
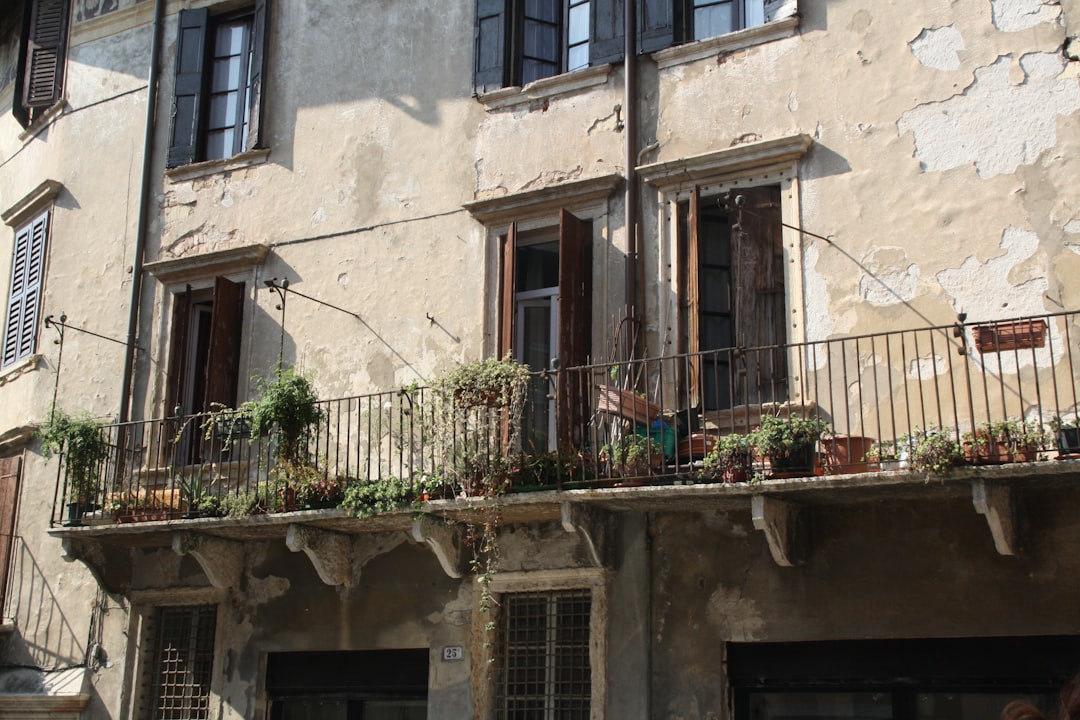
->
xmin=751 ymin=495 xmax=806 ymax=567
xmin=61 ymin=539 xmax=132 ymax=594
xmin=286 ymin=525 xmax=354 ymax=587
xmin=411 ymin=516 xmax=467 ymax=578
xmin=172 ymin=533 xmax=244 ymax=589
xmin=971 ymin=479 xmax=1021 ymax=556
xmin=561 ymin=503 xmax=615 ymax=569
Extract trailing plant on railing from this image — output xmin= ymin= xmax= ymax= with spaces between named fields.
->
xmin=908 ymin=428 xmax=963 ymax=475
xmin=433 ymin=353 xmax=530 ymax=410
xmin=38 ymin=409 xmax=110 ymax=505
xmin=341 ymin=476 xmax=415 ymax=518
xmin=246 ymin=367 xmax=322 ymax=465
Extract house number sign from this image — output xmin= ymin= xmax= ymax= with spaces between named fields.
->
xmin=442 ymin=645 xmax=464 ymax=661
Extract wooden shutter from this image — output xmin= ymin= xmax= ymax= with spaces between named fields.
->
xmin=167 ymin=8 xmax=210 ymax=168
xmin=590 ymin=0 xmax=624 ymax=65
xmin=556 ymin=210 xmax=591 ymax=448
xmin=639 ymin=0 xmax=675 ymax=53
xmin=764 ymin=0 xmax=798 ymax=22
xmin=164 ymin=287 xmax=192 ymax=416
xmin=498 ymin=224 xmax=517 ymax=358
xmin=246 ymin=0 xmax=270 ymax=152
xmin=684 ymin=187 xmax=702 ymax=406
xmin=474 ymin=0 xmax=508 ymax=93
xmin=22 ymin=0 xmax=70 ymax=109
xmin=2 ymin=210 xmax=49 ymax=368
xmin=0 ymin=456 xmax=20 ymax=616
xmin=205 ymin=277 xmax=244 ymax=411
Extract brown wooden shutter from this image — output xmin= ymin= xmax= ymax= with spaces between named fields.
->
xmin=685 ymin=187 xmax=702 ymax=408
xmin=164 ymin=287 xmax=192 ymax=416
xmin=22 ymin=0 xmax=70 ymax=109
xmin=556 ymin=210 xmax=592 ymax=448
xmin=0 ymin=456 xmax=21 ymax=616
xmin=205 ymin=277 xmax=244 ymax=410
xmin=498 ymin=224 xmax=517 ymax=359
xmin=167 ymin=8 xmax=210 ymax=167
xmin=246 ymin=0 xmax=270 ymax=152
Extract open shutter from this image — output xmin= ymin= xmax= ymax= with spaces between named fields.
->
xmin=556 ymin=210 xmax=592 ymax=448
xmin=498 ymin=225 xmax=517 ymax=358
xmin=246 ymin=0 xmax=269 ymax=152
xmin=164 ymin=287 xmax=192 ymax=415
xmin=205 ymin=277 xmax=244 ymax=410
xmin=764 ymin=0 xmax=798 ymax=22
xmin=2 ymin=210 xmax=49 ymax=368
xmin=0 ymin=455 xmax=20 ymax=615
xmin=590 ymin=0 xmax=625 ymax=65
xmin=474 ymin=0 xmax=508 ymax=93
xmin=22 ymin=0 xmax=70 ymax=109
xmin=167 ymin=8 xmax=210 ymax=168
xmin=685 ymin=187 xmax=702 ymax=406
xmin=639 ymin=0 xmax=675 ymax=53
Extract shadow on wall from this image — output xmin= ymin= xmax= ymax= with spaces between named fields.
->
xmin=3 ymin=537 xmax=87 ymax=670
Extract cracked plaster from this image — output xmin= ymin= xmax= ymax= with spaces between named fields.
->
xmin=935 ymin=226 xmax=1048 ymax=318
xmin=910 ymin=25 xmax=965 ymax=71
xmin=897 ymin=54 xmax=1080 ymax=178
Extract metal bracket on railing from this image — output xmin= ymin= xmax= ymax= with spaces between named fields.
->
xmin=953 ymin=312 xmax=968 ymax=356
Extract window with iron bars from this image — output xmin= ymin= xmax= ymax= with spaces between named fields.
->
xmin=146 ymin=605 xmax=217 ymax=720
xmin=495 ymin=589 xmax=592 ymax=720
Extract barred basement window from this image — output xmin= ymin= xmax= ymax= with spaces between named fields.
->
xmin=496 ymin=589 xmax=591 ymax=720
xmin=148 ymin=605 xmax=217 ymax=720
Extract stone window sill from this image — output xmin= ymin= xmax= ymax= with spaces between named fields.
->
xmin=165 ymin=148 xmax=271 ymax=184
xmin=653 ymin=15 xmax=800 ymax=70
xmin=477 ymin=64 xmax=614 ymax=111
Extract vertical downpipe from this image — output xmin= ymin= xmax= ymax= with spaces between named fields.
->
xmin=624 ymin=0 xmax=640 ymax=357
xmin=119 ymin=0 xmax=165 ymax=424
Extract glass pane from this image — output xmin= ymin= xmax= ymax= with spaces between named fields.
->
xmin=701 ymin=268 xmax=732 ymax=313
xmin=750 ymin=692 xmax=894 ymax=720
xmin=567 ymin=2 xmax=590 ymax=45
xmin=520 ymin=304 xmax=552 ymax=453
xmin=916 ymin=693 xmax=1057 ymax=720
xmin=525 ymin=0 xmax=559 ymax=23
xmin=205 ymin=129 xmax=233 ymax=160
xmin=208 ymin=91 xmax=239 ymax=129
xmin=516 ymin=241 xmax=559 ymax=292
xmin=215 ymin=22 xmax=246 ymax=55
xmin=695 ymin=2 xmax=734 ymax=40
xmin=567 ymin=44 xmax=589 ymax=72
xmin=746 ymin=0 xmax=766 ymax=26
xmin=523 ymin=21 xmax=559 ymax=62
xmin=364 ymin=699 xmax=428 ymax=720
xmin=211 ymin=56 xmax=242 ymax=93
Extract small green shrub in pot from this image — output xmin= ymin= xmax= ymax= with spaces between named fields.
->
xmin=607 ymin=433 xmax=663 ymax=479
xmin=245 ymin=367 xmax=322 ymax=465
xmin=434 ymin=354 xmax=530 ymax=409
xmin=909 ymin=428 xmax=963 ymax=474
xmin=38 ymin=409 xmax=110 ymax=507
xmin=753 ymin=414 xmax=830 ymax=474
xmin=702 ymin=433 xmax=754 ymax=483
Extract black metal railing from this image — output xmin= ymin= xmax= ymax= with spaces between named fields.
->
xmin=51 ymin=310 xmax=1080 ymax=526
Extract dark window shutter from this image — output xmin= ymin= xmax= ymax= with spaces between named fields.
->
xmin=474 ymin=0 xmax=508 ymax=93
xmin=167 ymin=7 xmax=210 ymax=168
xmin=245 ymin=0 xmax=269 ymax=152
xmin=685 ymin=187 xmax=702 ymax=407
xmin=639 ymin=0 xmax=675 ymax=53
xmin=0 ymin=456 xmax=21 ymax=615
xmin=556 ymin=210 xmax=591 ymax=448
xmin=165 ymin=287 xmax=192 ymax=415
xmin=22 ymin=0 xmax=70 ymax=109
xmin=498 ymin=224 xmax=517 ymax=358
xmin=2 ymin=210 xmax=49 ymax=369
xmin=590 ymin=0 xmax=624 ymax=65
xmin=204 ymin=277 xmax=244 ymax=410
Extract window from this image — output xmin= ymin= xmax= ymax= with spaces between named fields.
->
xmin=495 ymin=589 xmax=592 ymax=720
xmin=2 ymin=208 xmax=49 ymax=369
xmin=474 ymin=0 xmax=624 ymax=93
xmin=639 ymin=0 xmax=796 ymax=53
xmin=146 ymin=605 xmax=217 ymax=720
xmin=167 ymin=1 xmax=269 ymax=167
xmin=499 ymin=210 xmax=592 ymax=451
xmin=12 ymin=0 xmax=71 ymax=127
xmin=677 ymin=185 xmax=786 ymax=410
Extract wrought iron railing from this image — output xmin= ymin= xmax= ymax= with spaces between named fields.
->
xmin=51 ymin=310 xmax=1080 ymax=526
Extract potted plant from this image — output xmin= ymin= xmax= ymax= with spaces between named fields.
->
xmin=702 ymin=433 xmax=754 ymax=483
xmin=38 ymin=410 xmax=110 ymax=525
xmin=963 ymin=420 xmax=1048 ymax=464
xmin=865 ymin=438 xmax=910 ymax=471
xmin=245 ymin=367 xmax=323 ymax=465
xmin=434 ymin=354 xmax=530 ymax=410
xmin=341 ymin=476 xmax=416 ymax=518
xmin=752 ymin=414 xmax=830 ymax=477
xmin=177 ymin=473 xmax=223 ymax=518
xmin=606 ymin=433 xmax=663 ymax=481
xmin=820 ymin=434 xmax=876 ymax=475
xmin=908 ymin=428 xmax=963 ymax=475
xmin=1051 ymin=416 xmax=1080 ymax=457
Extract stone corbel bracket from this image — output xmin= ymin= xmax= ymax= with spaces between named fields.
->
xmin=61 ymin=539 xmax=132 ymax=594
xmin=971 ymin=479 xmax=1020 ymax=556
xmin=561 ymin=502 xmax=615 ymax=568
xmin=411 ymin=516 xmax=466 ymax=578
xmin=286 ymin=525 xmax=354 ymax=587
xmin=751 ymin=495 xmax=807 ymax=567
xmin=172 ymin=533 xmax=244 ymax=589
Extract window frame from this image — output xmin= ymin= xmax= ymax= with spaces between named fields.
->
xmin=167 ymin=0 xmax=269 ymax=168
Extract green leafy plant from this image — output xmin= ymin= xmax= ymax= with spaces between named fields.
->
xmin=965 ymin=419 xmax=1048 ymax=462
xmin=702 ymin=433 xmax=755 ymax=483
xmin=219 ymin=488 xmax=263 ymax=518
xmin=606 ymin=433 xmax=663 ymax=478
xmin=752 ymin=414 xmax=830 ymax=474
xmin=177 ymin=473 xmax=221 ymax=517
xmin=38 ymin=410 xmax=110 ymax=503
xmin=341 ymin=476 xmax=416 ymax=518
xmin=909 ymin=428 xmax=963 ymax=475
xmin=434 ymin=354 xmax=531 ymax=410
xmin=245 ymin=367 xmax=323 ymax=464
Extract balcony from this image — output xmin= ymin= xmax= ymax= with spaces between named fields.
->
xmin=47 ymin=311 xmax=1080 ymax=583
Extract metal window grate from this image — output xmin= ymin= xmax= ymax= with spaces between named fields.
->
xmin=496 ymin=589 xmax=591 ymax=720
xmin=150 ymin=605 xmax=217 ymax=720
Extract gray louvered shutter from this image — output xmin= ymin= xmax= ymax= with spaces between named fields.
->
xmin=639 ymin=0 xmax=675 ymax=53
xmin=590 ymin=0 xmax=624 ymax=65
xmin=246 ymin=0 xmax=269 ymax=152
xmin=3 ymin=210 xmax=49 ymax=368
xmin=22 ymin=0 xmax=70 ymax=109
xmin=167 ymin=8 xmax=210 ymax=168
xmin=474 ymin=0 xmax=507 ymax=94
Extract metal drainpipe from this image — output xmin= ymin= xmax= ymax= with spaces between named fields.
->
xmin=624 ymin=0 xmax=639 ymax=356
xmin=119 ymin=0 xmax=165 ymax=424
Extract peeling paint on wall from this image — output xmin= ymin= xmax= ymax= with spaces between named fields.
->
xmin=910 ymin=26 xmax=965 ymax=71
xmin=909 ymin=354 xmax=948 ymax=379
xmin=936 ymin=226 xmax=1048 ymax=317
xmin=897 ymin=54 xmax=1080 ymax=178
xmin=859 ymin=247 xmax=921 ymax=306
xmin=706 ymin=584 xmax=765 ymax=641
xmin=991 ymin=0 xmax=1062 ymax=32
